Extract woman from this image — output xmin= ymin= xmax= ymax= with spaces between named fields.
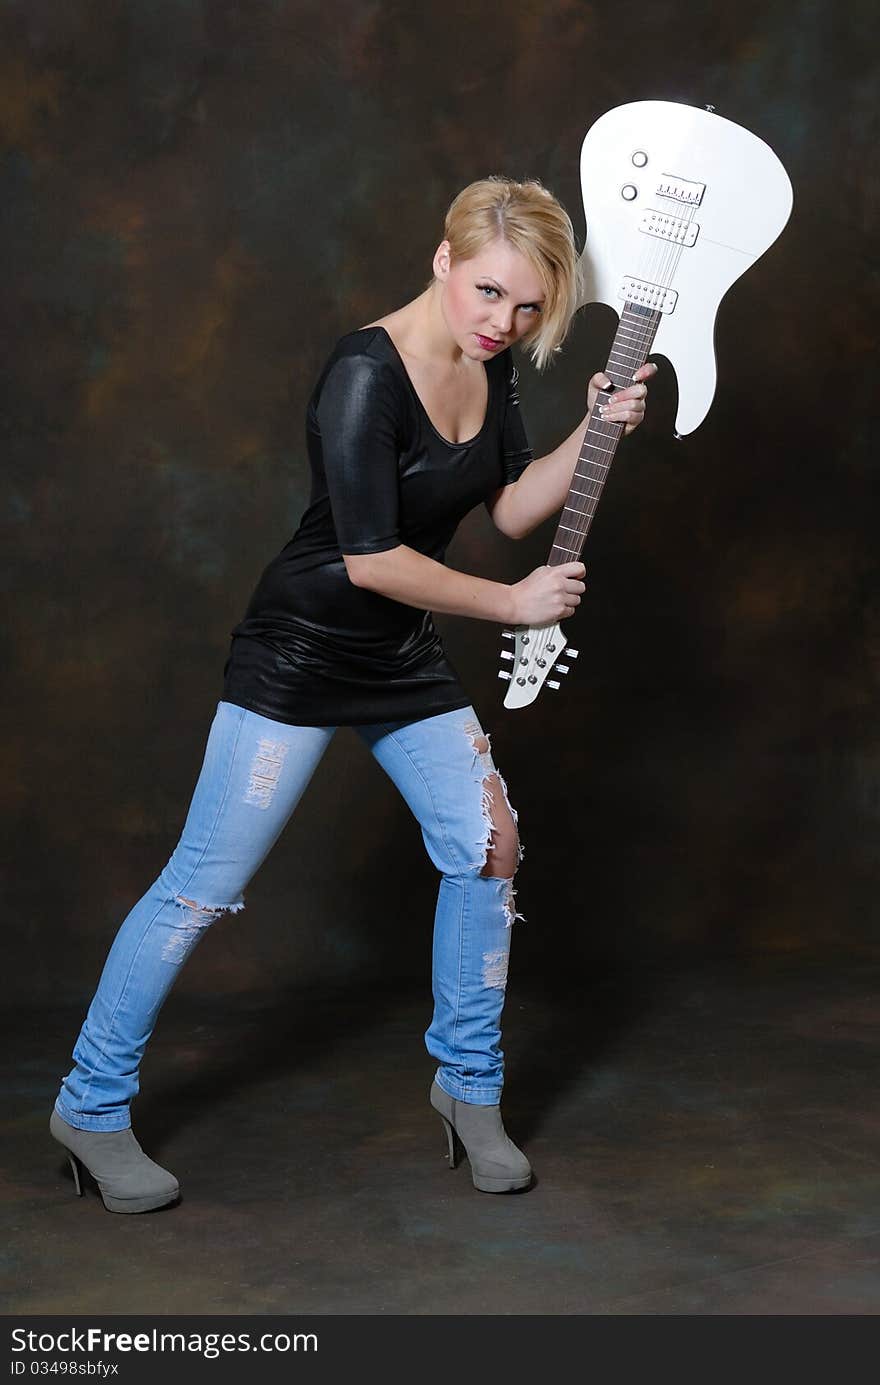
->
xmin=50 ymin=176 xmax=654 ymax=1209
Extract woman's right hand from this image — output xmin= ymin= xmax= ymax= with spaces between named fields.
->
xmin=508 ymin=562 xmax=586 ymax=626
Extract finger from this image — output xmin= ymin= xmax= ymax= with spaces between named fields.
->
xmin=632 ymin=363 xmax=658 ymax=382
xmin=615 ymin=384 xmax=648 ymax=403
xmin=603 ymin=403 xmax=646 ymax=426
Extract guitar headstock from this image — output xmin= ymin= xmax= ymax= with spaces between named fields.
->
xmin=498 ymin=624 xmax=579 ymax=709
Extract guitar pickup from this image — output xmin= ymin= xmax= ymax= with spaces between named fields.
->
xmin=639 ymin=210 xmax=699 ymax=247
xmin=618 ymin=277 xmax=678 ymax=313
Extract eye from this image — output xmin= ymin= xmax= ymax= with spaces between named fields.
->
xmin=477 ymin=284 xmax=500 ymax=299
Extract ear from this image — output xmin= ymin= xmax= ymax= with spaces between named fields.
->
xmin=432 ymin=239 xmax=452 ymax=282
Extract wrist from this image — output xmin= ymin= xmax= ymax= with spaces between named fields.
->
xmin=502 ymin=583 xmax=519 ymax=626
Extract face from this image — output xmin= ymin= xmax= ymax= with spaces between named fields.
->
xmin=432 ymin=235 xmax=546 ymax=358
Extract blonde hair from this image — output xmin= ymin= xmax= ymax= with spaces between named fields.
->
xmin=431 ymin=176 xmax=581 ymax=372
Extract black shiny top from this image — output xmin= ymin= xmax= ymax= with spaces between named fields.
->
xmin=221 ymin=325 xmax=533 ymax=726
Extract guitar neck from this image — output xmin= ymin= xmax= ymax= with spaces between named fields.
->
xmin=548 ymin=301 xmax=662 ymax=567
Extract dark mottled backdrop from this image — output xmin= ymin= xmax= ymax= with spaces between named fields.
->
xmin=2 ymin=0 xmax=877 ymax=1003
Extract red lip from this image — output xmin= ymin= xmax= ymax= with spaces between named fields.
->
xmin=475 ymin=334 xmax=503 ymax=350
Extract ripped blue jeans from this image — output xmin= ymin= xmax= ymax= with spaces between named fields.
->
xmin=55 ymin=701 xmax=524 ymax=1131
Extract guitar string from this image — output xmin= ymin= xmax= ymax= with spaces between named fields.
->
xmin=556 ymin=185 xmax=699 ymax=561
xmin=511 ymin=168 xmax=706 ymax=674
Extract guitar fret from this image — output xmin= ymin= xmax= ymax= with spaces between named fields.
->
xmin=545 ymin=301 xmax=662 ymax=581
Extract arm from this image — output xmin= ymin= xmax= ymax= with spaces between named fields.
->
xmin=345 ymin=545 xmax=516 ymax=624
xmin=487 ymin=363 xmax=657 ymax=540
xmin=486 ymin=407 xmax=591 ymax=540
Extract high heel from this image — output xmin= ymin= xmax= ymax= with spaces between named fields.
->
xmin=430 ymin=1080 xmax=532 ymax=1193
xmin=437 ymin=1112 xmax=461 ymax=1169
xmin=50 ymin=1108 xmax=180 ymax=1214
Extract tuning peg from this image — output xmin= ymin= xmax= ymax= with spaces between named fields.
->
xmin=547 ymin=679 xmax=561 ymax=691
xmin=501 ymin=630 xmax=515 ymax=640
xmin=565 ymin=647 xmax=579 ymax=659
xmin=498 ymin=670 xmax=512 ymax=681
xmin=554 ymin=664 xmax=570 ymax=675
xmin=500 ymin=650 xmax=514 ymax=662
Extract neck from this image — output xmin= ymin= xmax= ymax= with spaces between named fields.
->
xmin=396 ymin=283 xmax=471 ymax=369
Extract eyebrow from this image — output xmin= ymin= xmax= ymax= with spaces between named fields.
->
xmin=482 ymin=275 xmax=545 ymax=305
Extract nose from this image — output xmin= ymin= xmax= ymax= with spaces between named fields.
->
xmin=490 ymin=308 xmax=514 ymax=338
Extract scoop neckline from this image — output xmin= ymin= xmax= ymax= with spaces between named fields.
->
xmin=354 ymin=324 xmax=492 ymax=448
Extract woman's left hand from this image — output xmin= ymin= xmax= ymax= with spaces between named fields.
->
xmin=587 ymin=361 xmax=658 ymax=435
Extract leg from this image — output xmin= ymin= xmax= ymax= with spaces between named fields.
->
xmin=356 ymin=706 xmax=524 ymax=1106
xmin=56 ymin=701 xmax=336 ymax=1131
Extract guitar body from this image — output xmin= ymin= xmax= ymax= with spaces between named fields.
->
xmin=576 ymin=100 xmax=794 ymax=436
xmin=500 ymin=100 xmax=794 ymax=709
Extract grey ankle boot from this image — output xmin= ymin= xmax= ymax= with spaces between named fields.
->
xmin=430 ymin=1080 xmax=532 ymax=1193
xmin=50 ymin=1109 xmax=180 ymax=1213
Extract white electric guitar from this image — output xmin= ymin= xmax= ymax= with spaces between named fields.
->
xmin=500 ymin=99 xmax=793 ymax=709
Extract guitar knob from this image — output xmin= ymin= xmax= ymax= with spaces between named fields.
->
xmin=565 ymin=648 xmax=579 ymax=659
xmin=498 ymin=670 xmax=512 ymax=682
xmin=546 ymin=680 xmax=561 ymax=691
xmin=500 ymin=651 xmax=514 ymax=662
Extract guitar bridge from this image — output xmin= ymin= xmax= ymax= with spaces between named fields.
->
xmin=656 ymin=173 xmax=706 ymax=205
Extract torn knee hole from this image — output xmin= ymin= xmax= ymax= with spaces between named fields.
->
xmin=477 ymin=775 xmax=521 ymax=878
xmin=462 ymin=720 xmax=525 ymax=878
xmin=162 ymin=894 xmax=245 ymax=965
xmin=174 ymin=894 xmax=245 ymax=924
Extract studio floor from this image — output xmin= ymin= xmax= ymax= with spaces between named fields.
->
xmin=4 ymin=956 xmax=880 ymax=1316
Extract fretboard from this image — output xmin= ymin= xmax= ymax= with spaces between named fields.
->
xmin=548 ymin=301 xmax=661 ymax=567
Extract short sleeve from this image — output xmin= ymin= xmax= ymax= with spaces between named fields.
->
xmin=315 ymin=352 xmax=403 ymax=555
xmin=500 ymin=351 xmax=533 ymax=485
